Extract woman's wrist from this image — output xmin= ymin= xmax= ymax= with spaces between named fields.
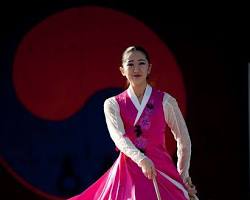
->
xmin=179 ymin=171 xmax=190 ymax=182
xmin=138 ymin=156 xmax=148 ymax=167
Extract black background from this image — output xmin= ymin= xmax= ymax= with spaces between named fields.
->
xmin=0 ymin=1 xmax=249 ymax=199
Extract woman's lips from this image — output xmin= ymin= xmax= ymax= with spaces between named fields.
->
xmin=133 ymin=75 xmax=141 ymax=77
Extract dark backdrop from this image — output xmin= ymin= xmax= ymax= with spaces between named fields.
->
xmin=0 ymin=1 xmax=249 ymax=200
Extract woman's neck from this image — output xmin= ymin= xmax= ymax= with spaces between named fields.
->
xmin=130 ymin=82 xmax=148 ymax=98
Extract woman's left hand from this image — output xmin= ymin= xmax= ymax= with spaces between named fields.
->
xmin=184 ymin=177 xmax=198 ymax=198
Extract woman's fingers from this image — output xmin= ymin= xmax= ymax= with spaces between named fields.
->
xmin=184 ymin=177 xmax=198 ymax=197
xmin=142 ymin=168 xmax=150 ymax=179
xmin=143 ymin=167 xmax=154 ymax=179
xmin=187 ymin=184 xmax=197 ymax=196
xmin=140 ymin=157 xmax=157 ymax=180
xmin=148 ymin=164 xmax=156 ymax=179
xmin=145 ymin=169 xmax=152 ymax=179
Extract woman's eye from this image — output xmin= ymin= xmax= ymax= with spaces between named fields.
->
xmin=127 ymin=63 xmax=134 ymax=67
xmin=139 ymin=62 xmax=146 ymax=65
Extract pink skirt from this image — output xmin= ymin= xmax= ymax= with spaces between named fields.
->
xmin=68 ymin=146 xmax=189 ymax=200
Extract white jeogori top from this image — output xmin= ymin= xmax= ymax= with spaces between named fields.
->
xmin=103 ymin=84 xmax=191 ymax=180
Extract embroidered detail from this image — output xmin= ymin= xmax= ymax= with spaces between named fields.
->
xmin=146 ymin=102 xmax=154 ymax=110
xmin=138 ymin=100 xmax=155 ymax=130
xmin=140 ymin=115 xmax=151 ymax=130
xmin=134 ymin=137 xmax=147 ymax=153
xmin=134 ymin=125 xmax=142 ymax=137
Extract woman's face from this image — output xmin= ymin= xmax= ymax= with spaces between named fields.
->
xmin=120 ymin=50 xmax=151 ymax=87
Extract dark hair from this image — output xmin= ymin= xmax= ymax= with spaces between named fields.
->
xmin=122 ymin=45 xmax=150 ymax=64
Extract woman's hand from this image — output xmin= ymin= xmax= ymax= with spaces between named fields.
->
xmin=184 ymin=177 xmax=198 ymax=199
xmin=139 ymin=157 xmax=157 ymax=179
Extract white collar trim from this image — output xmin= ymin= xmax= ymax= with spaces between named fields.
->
xmin=127 ymin=84 xmax=152 ymax=125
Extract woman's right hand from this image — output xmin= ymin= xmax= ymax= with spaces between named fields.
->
xmin=139 ymin=157 xmax=156 ymax=180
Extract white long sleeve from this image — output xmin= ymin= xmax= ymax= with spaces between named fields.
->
xmin=103 ymin=97 xmax=146 ymax=167
xmin=163 ymin=93 xmax=191 ymax=180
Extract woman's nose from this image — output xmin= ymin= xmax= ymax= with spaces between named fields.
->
xmin=133 ymin=65 xmax=140 ymax=72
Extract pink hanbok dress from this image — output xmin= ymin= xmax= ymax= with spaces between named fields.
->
xmin=68 ymin=84 xmax=194 ymax=200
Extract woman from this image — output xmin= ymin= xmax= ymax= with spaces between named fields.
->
xmin=68 ymin=46 xmax=198 ymax=200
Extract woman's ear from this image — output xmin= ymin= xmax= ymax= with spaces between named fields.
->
xmin=120 ymin=66 xmax=125 ymax=76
